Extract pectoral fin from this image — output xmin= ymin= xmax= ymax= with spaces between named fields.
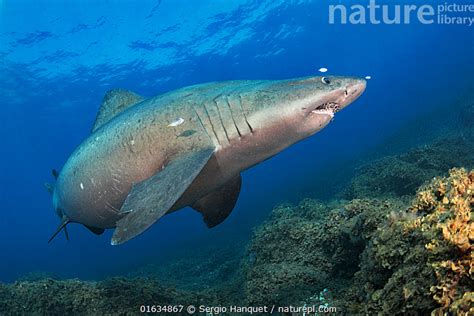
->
xmin=111 ymin=147 xmax=215 ymax=245
xmin=192 ymin=174 xmax=242 ymax=228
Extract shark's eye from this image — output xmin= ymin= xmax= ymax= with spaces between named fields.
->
xmin=321 ymin=77 xmax=331 ymax=85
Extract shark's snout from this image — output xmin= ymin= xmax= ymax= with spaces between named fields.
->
xmin=282 ymin=76 xmax=367 ymax=137
xmin=324 ymin=78 xmax=367 ymax=115
xmin=342 ymin=79 xmax=366 ymax=109
xmin=307 ymin=77 xmax=366 ymax=119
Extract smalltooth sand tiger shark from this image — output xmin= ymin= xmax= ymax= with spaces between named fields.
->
xmin=45 ymin=76 xmax=366 ymax=245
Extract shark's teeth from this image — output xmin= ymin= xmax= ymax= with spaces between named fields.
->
xmin=311 ymin=101 xmax=340 ymax=118
xmin=311 ymin=109 xmax=335 ymax=118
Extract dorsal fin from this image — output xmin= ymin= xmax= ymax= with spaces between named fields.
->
xmin=92 ymin=89 xmax=144 ymax=132
xmin=44 ymin=182 xmax=54 ymax=194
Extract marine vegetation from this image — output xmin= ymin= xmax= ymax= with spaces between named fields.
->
xmin=243 ymin=198 xmax=408 ymax=309
xmin=0 ymin=277 xmax=221 ymax=315
xmin=409 ymin=168 xmax=473 ymax=315
xmin=245 ymin=169 xmax=473 ymax=315
xmin=349 ymin=168 xmax=472 ymax=315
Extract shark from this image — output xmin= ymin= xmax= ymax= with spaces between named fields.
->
xmin=46 ymin=75 xmax=366 ymax=245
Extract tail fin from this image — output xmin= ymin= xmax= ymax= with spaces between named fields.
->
xmin=48 ymin=217 xmax=70 ymax=243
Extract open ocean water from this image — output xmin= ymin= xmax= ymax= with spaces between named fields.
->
xmin=0 ymin=0 xmax=473 ymax=314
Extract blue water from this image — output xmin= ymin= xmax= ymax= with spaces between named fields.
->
xmin=0 ymin=0 xmax=472 ymax=283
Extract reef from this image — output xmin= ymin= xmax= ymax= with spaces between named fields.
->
xmin=0 ymin=277 xmax=222 ymax=315
xmin=345 ymin=138 xmax=474 ymax=199
xmin=127 ymin=242 xmax=246 ymax=305
xmin=128 ymin=242 xmax=244 ymax=292
xmin=243 ymin=198 xmax=407 ymax=309
xmin=408 ymin=168 xmax=473 ymax=315
xmin=245 ymin=168 xmax=473 ymax=315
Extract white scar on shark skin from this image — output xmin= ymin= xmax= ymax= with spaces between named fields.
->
xmin=168 ymin=117 xmax=185 ymax=127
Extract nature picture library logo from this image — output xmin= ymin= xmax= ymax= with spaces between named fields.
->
xmin=328 ymin=0 xmax=474 ymax=26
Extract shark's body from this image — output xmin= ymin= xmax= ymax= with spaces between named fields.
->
xmin=49 ymin=76 xmax=366 ymax=245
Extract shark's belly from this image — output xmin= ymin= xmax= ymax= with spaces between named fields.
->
xmin=171 ymin=125 xmax=291 ymax=211
xmin=170 ymin=154 xmax=231 ymax=211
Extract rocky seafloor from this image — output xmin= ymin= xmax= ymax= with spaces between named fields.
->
xmin=1 ymin=136 xmax=473 ymax=315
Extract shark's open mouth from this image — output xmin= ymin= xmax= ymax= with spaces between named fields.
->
xmin=311 ymin=102 xmax=340 ymax=118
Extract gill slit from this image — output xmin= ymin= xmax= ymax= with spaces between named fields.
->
xmin=225 ymin=96 xmax=242 ymax=138
xmin=191 ymin=105 xmax=206 ymax=132
xmin=238 ymin=95 xmax=254 ymax=134
xmin=214 ymin=97 xmax=231 ymax=144
xmin=202 ymin=102 xmax=221 ymax=146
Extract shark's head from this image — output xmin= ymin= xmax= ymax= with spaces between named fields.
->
xmin=240 ymin=76 xmax=366 ymax=142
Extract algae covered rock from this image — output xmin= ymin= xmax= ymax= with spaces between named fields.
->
xmin=410 ymin=168 xmax=473 ymax=315
xmin=345 ymin=138 xmax=474 ymax=199
xmin=1 ymin=279 xmax=102 ymax=315
xmin=244 ymin=169 xmax=473 ymax=315
xmin=129 ymin=243 xmax=244 ymax=293
xmin=243 ymin=198 xmax=406 ymax=307
xmin=0 ymin=277 xmax=219 ymax=315
xmin=351 ymin=212 xmax=436 ymax=314
xmin=97 ymin=277 xmax=217 ymax=315
xmin=244 ymin=200 xmax=334 ymax=306
xmin=351 ymin=168 xmax=473 ymax=315
xmin=0 ymin=283 xmax=12 ymax=313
